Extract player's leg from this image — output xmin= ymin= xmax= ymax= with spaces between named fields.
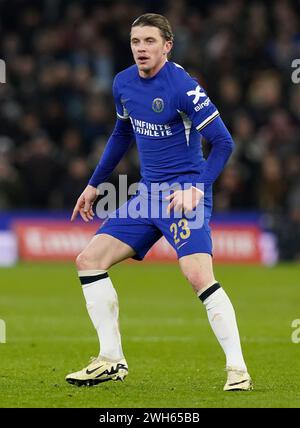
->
xmin=157 ymin=181 xmax=252 ymax=391
xmin=157 ymin=195 xmax=252 ymax=391
xmin=66 ymin=205 xmax=162 ymax=387
xmin=66 ymin=233 xmax=135 ymax=386
xmin=76 ymin=233 xmax=135 ymax=361
xmin=179 ymin=253 xmax=252 ymax=391
xmin=76 ymin=232 xmax=136 ymax=270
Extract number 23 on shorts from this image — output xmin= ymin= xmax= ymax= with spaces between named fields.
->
xmin=169 ymin=218 xmax=191 ymax=245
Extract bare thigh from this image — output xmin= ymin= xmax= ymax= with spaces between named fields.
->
xmin=76 ymin=233 xmax=136 ymax=271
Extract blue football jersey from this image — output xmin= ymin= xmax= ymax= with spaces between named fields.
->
xmin=113 ymin=61 xmax=220 ymax=183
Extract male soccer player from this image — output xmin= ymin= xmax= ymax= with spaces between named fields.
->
xmin=66 ymin=13 xmax=252 ymax=391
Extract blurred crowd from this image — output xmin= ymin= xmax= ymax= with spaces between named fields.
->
xmin=0 ymin=0 xmax=299 ymax=259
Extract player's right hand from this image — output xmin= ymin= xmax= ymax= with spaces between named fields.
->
xmin=71 ymin=185 xmax=98 ymax=223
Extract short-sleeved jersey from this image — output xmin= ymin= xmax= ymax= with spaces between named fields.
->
xmin=113 ymin=61 xmax=220 ymax=184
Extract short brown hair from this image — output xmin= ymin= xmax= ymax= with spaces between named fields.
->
xmin=131 ymin=13 xmax=174 ymax=43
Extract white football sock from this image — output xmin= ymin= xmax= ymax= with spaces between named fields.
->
xmin=198 ymin=283 xmax=247 ymax=371
xmin=78 ymin=269 xmax=124 ymax=361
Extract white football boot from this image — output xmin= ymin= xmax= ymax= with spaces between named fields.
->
xmin=66 ymin=356 xmax=128 ymax=387
xmin=224 ymin=367 xmax=253 ymax=391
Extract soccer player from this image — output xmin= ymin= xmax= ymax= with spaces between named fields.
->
xmin=66 ymin=13 xmax=252 ymax=391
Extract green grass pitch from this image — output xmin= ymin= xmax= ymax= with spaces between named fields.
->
xmin=0 ymin=262 xmax=300 ymax=408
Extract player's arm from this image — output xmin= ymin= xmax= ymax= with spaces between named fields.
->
xmin=167 ymin=79 xmax=233 ymax=213
xmin=197 ymin=115 xmax=234 ymax=185
xmin=182 ymin=80 xmax=234 ymax=184
xmin=72 ymin=74 xmax=134 ymax=222
xmin=71 ymin=118 xmax=133 ymax=222
xmin=167 ymin=116 xmax=234 ymax=214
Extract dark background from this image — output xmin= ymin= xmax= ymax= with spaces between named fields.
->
xmin=0 ymin=0 xmax=299 ymax=259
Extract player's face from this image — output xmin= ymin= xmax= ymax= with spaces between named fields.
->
xmin=130 ymin=26 xmax=172 ymax=78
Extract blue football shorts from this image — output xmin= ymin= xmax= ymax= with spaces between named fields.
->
xmin=96 ymin=182 xmax=213 ymax=261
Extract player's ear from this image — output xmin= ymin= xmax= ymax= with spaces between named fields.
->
xmin=165 ymin=40 xmax=173 ymax=55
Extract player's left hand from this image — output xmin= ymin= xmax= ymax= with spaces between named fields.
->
xmin=166 ymin=186 xmax=204 ymax=214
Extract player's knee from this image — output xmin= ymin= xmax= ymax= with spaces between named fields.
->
xmin=76 ymin=252 xmax=91 ymax=270
xmin=184 ymin=269 xmax=211 ymax=290
xmin=75 ymin=251 xmax=109 ymax=271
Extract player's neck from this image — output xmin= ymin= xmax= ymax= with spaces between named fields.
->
xmin=138 ymin=58 xmax=167 ymax=79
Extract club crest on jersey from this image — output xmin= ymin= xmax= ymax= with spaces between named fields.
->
xmin=187 ymin=85 xmax=206 ymax=104
xmin=152 ymin=98 xmax=164 ymax=113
